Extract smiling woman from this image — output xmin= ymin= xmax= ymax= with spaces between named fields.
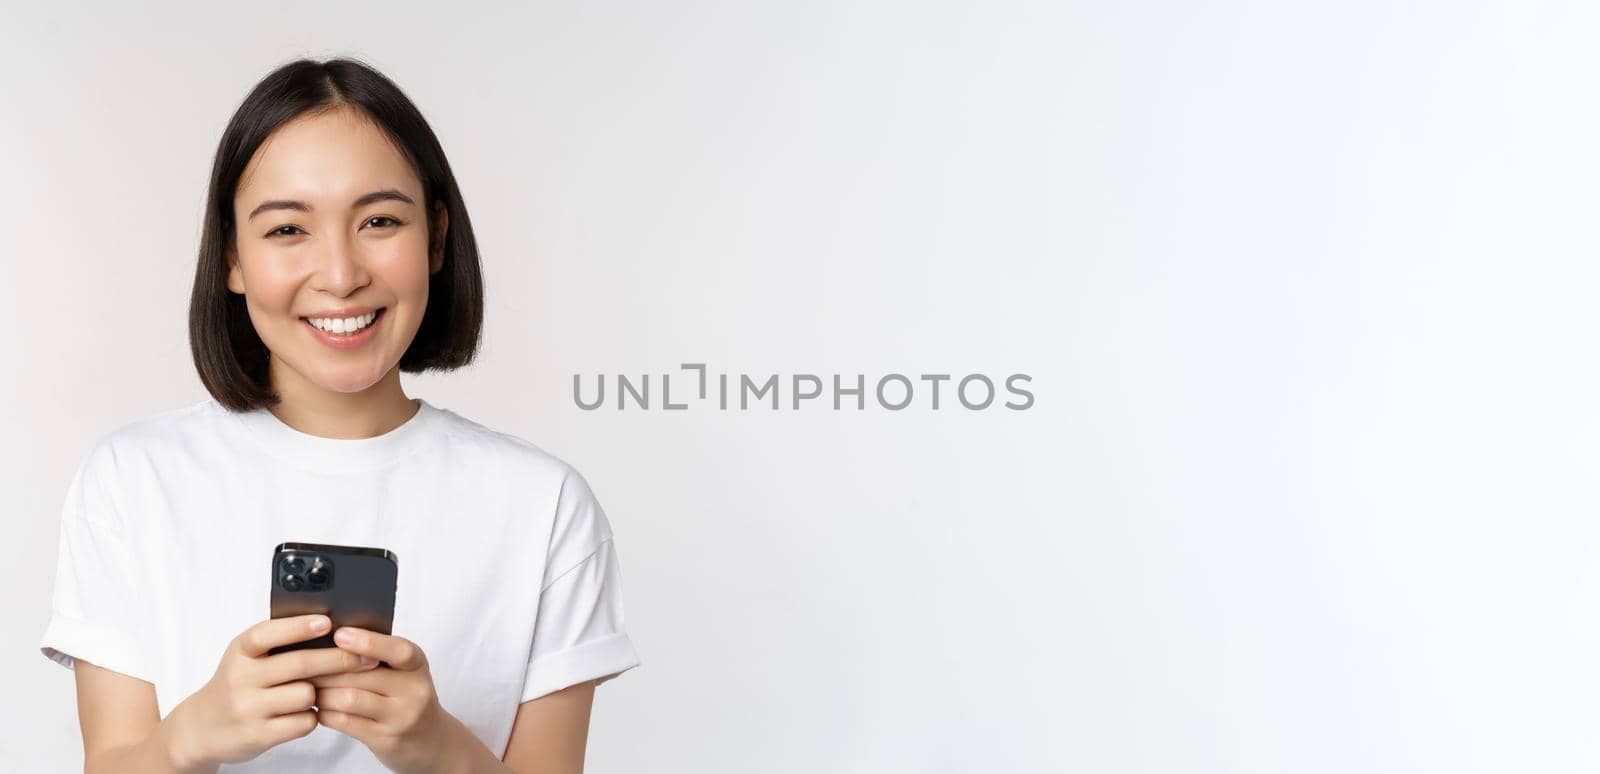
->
xmin=192 ymin=71 xmax=478 ymax=418
xmin=38 ymin=57 xmax=640 ymax=774
xmin=223 ymin=106 xmax=450 ymax=404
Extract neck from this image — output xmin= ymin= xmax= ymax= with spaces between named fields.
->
xmin=263 ymin=357 xmax=418 ymax=440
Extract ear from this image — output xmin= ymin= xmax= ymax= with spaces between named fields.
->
xmin=224 ymin=238 xmax=245 ymax=294
xmin=429 ymin=200 xmax=449 ymax=275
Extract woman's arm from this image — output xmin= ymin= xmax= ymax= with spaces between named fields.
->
xmin=500 ymin=679 xmax=598 ymax=774
xmin=348 ymin=676 xmax=598 ymax=774
xmin=74 ymin=660 xmax=214 ymax=774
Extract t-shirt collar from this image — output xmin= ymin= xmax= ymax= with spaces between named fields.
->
xmin=230 ymin=397 xmax=443 ymax=472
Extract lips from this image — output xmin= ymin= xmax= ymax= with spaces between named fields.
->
xmin=300 ymin=305 xmax=383 ymax=320
xmin=302 ymin=307 xmax=387 ymax=349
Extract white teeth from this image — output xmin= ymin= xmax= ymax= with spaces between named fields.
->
xmin=308 ymin=311 xmax=377 ymax=335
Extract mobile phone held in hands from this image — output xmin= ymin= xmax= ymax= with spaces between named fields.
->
xmin=268 ymin=542 xmax=398 ymax=667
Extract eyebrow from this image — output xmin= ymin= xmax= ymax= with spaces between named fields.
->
xmin=247 ymin=189 xmax=416 ymax=221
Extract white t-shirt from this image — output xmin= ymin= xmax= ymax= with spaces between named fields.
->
xmin=38 ymin=397 xmax=641 ymax=771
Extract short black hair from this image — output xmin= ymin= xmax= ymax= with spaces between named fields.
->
xmin=189 ymin=56 xmax=483 ymax=412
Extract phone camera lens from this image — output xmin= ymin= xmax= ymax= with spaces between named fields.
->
xmin=283 ymin=574 xmax=304 ymax=591
xmin=285 ymin=557 xmax=304 ymax=572
xmin=307 ymin=567 xmax=327 ymax=585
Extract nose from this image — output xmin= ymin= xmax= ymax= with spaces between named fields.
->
xmin=310 ymin=230 xmax=371 ymax=297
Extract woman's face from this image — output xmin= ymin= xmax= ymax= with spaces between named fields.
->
xmin=227 ymin=106 xmax=446 ymax=397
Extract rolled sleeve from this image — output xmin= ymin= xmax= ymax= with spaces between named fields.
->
xmin=521 ymin=469 xmax=641 ymax=703
xmin=38 ymin=444 xmax=152 ymax=684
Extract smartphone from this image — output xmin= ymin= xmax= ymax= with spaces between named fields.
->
xmin=268 ymin=542 xmax=398 ymax=667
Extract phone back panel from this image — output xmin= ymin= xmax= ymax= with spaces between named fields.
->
xmin=268 ymin=542 xmax=397 ymax=658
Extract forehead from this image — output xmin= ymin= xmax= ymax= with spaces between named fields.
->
xmin=234 ymin=107 xmax=420 ymax=205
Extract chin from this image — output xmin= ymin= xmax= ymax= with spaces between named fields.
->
xmin=311 ymin=370 xmax=389 ymax=394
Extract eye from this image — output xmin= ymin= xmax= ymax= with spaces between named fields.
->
xmin=266 ymin=224 xmax=306 ymax=238
xmin=364 ymin=215 xmax=404 ymax=229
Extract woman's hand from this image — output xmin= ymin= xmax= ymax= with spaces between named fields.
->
xmin=168 ymin=614 xmax=380 ymax=769
xmin=310 ymin=627 xmax=487 ymax=774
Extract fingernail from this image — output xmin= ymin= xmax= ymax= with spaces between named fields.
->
xmin=360 ymin=656 xmax=378 ymax=668
xmin=334 ymin=629 xmax=356 ymax=646
xmin=310 ymin=616 xmax=330 ymax=633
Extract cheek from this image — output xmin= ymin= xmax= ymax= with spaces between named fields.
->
xmin=238 ymin=260 xmax=302 ymax=315
xmin=369 ymin=241 xmax=433 ymax=302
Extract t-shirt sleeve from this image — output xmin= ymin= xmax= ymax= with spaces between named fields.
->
xmin=38 ymin=442 xmax=153 ymax=684
xmin=519 ymin=466 xmax=641 ymax=703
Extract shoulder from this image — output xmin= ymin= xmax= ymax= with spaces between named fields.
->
xmin=76 ymin=398 xmax=226 ymax=479
xmin=61 ymin=399 xmax=225 ymax=524
xmin=426 ymin=404 xmax=594 ymax=491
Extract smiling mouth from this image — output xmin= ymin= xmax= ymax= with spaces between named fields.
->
xmin=301 ymin=307 xmax=387 ymax=336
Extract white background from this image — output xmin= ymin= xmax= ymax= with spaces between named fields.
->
xmin=4 ymin=1 xmax=1597 ymax=772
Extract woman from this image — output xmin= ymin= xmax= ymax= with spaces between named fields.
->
xmin=38 ymin=57 xmax=640 ymax=773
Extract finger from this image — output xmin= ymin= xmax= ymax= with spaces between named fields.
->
xmin=262 ymin=709 xmax=320 ymax=745
xmin=317 ymin=707 xmax=383 ymax=743
xmin=257 ymin=680 xmax=318 ymax=716
xmin=316 ymin=686 xmax=397 ymax=724
xmin=309 ymin=669 xmax=396 ymax=696
xmin=238 ymin=615 xmax=332 ymax=657
xmin=333 ymin=628 xmax=426 ymax=671
xmin=258 ymin=646 xmax=380 ymax=686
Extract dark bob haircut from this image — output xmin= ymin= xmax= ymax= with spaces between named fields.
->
xmin=189 ymin=56 xmax=483 ymax=412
